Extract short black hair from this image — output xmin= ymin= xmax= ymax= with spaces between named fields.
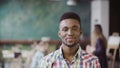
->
xmin=59 ymin=12 xmax=81 ymax=23
xmin=59 ymin=12 xmax=82 ymax=33
xmin=59 ymin=12 xmax=82 ymax=30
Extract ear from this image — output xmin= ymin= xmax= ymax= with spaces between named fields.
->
xmin=58 ymin=31 xmax=61 ymax=38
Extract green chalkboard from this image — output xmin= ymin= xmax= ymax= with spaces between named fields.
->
xmin=0 ymin=0 xmax=90 ymax=40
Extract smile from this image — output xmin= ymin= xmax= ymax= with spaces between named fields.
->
xmin=66 ymin=38 xmax=75 ymax=41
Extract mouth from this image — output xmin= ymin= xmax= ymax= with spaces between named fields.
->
xmin=66 ymin=37 xmax=75 ymax=41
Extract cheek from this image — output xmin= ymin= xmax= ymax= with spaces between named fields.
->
xmin=59 ymin=31 xmax=65 ymax=37
xmin=60 ymin=33 xmax=65 ymax=39
xmin=75 ymin=32 xmax=81 ymax=36
xmin=75 ymin=33 xmax=81 ymax=40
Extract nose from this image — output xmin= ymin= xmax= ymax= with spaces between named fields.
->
xmin=67 ymin=29 xmax=73 ymax=35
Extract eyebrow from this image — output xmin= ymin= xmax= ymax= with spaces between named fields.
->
xmin=72 ymin=25 xmax=79 ymax=28
xmin=60 ymin=25 xmax=80 ymax=30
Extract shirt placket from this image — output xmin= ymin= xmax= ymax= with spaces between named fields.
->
xmin=64 ymin=57 xmax=76 ymax=68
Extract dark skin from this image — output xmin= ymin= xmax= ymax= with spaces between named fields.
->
xmin=58 ymin=19 xmax=81 ymax=63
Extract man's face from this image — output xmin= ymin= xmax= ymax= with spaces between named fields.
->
xmin=58 ymin=19 xmax=81 ymax=47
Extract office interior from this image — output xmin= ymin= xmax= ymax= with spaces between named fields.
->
xmin=0 ymin=0 xmax=119 ymax=68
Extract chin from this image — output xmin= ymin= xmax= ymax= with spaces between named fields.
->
xmin=65 ymin=42 xmax=78 ymax=48
xmin=67 ymin=45 xmax=75 ymax=48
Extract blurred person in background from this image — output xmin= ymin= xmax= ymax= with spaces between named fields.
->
xmin=25 ymin=37 xmax=50 ymax=68
xmin=11 ymin=53 xmax=22 ymax=68
xmin=0 ymin=46 xmax=4 ymax=68
xmin=38 ymin=12 xmax=100 ymax=68
xmin=11 ymin=44 xmax=22 ymax=68
xmin=25 ymin=41 xmax=37 ymax=68
xmin=87 ymin=24 xmax=108 ymax=68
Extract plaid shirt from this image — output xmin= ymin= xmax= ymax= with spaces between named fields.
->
xmin=38 ymin=45 xmax=101 ymax=68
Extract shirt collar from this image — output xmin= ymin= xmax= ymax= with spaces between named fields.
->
xmin=58 ymin=44 xmax=81 ymax=59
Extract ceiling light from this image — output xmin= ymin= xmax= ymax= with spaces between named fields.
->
xmin=67 ymin=0 xmax=77 ymax=6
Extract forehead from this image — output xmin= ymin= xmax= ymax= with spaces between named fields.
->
xmin=59 ymin=19 xmax=80 ymax=28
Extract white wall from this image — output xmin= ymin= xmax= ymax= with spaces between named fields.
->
xmin=91 ymin=0 xmax=109 ymax=38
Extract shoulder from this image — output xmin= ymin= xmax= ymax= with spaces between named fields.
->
xmin=38 ymin=50 xmax=60 ymax=67
xmin=81 ymin=50 xmax=99 ymax=62
xmin=96 ymin=38 xmax=102 ymax=42
xmin=81 ymin=50 xmax=101 ymax=67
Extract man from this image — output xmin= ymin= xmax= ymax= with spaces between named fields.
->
xmin=38 ymin=12 xmax=101 ymax=68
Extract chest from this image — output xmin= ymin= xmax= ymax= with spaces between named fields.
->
xmin=48 ymin=59 xmax=95 ymax=68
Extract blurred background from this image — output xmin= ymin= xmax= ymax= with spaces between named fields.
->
xmin=0 ymin=0 xmax=119 ymax=68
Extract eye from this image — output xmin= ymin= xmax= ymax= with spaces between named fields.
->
xmin=62 ymin=27 xmax=68 ymax=31
xmin=72 ymin=26 xmax=79 ymax=31
xmin=72 ymin=27 xmax=77 ymax=30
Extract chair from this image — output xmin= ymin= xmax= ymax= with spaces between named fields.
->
xmin=107 ymin=32 xmax=120 ymax=68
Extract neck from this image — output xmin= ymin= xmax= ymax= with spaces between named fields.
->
xmin=61 ymin=44 xmax=79 ymax=63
